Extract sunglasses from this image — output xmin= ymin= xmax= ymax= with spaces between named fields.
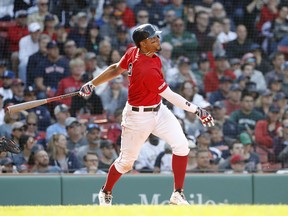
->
xmin=27 ymin=123 xmax=37 ymax=126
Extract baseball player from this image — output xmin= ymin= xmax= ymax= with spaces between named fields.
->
xmin=79 ymin=24 xmax=214 ymax=206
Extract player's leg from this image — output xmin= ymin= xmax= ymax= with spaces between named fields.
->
xmin=99 ymin=107 xmax=154 ymax=205
xmin=152 ymin=105 xmax=190 ymax=205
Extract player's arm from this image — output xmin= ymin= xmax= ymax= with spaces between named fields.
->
xmin=79 ymin=62 xmax=126 ymax=97
xmin=160 ymin=87 xmax=214 ymax=127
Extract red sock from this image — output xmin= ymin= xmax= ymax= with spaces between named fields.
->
xmin=172 ymin=154 xmax=188 ymax=191
xmin=103 ymin=164 xmax=122 ymax=192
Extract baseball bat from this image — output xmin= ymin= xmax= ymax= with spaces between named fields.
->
xmin=7 ymin=91 xmax=79 ymax=114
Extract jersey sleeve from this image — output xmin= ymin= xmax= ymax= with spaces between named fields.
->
xmin=119 ymin=47 xmax=134 ymax=70
xmin=143 ymin=68 xmax=168 ymax=94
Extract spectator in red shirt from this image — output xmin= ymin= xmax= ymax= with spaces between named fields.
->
xmin=114 ymin=0 xmax=136 ymax=28
xmin=8 ymin=10 xmax=29 ymax=74
xmin=56 ymin=58 xmax=84 ymax=107
xmin=256 ymin=0 xmax=279 ymax=32
xmin=255 ymin=104 xmax=282 ymax=148
xmin=204 ymin=53 xmax=236 ymax=94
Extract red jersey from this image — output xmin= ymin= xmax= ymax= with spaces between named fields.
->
xmin=119 ymin=47 xmax=168 ymax=106
xmin=56 ymin=76 xmax=83 ymax=106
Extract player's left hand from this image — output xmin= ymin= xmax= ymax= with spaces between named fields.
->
xmin=195 ymin=107 xmax=215 ymax=127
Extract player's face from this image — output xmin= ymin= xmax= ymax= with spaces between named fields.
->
xmin=145 ymin=35 xmax=161 ymax=52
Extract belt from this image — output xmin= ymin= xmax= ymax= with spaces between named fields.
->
xmin=132 ymin=104 xmax=161 ymax=112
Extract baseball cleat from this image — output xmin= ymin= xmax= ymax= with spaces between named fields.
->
xmin=169 ymin=190 xmax=190 ymax=205
xmin=98 ymin=189 xmax=113 ymax=206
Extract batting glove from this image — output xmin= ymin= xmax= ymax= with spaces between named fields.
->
xmin=195 ymin=107 xmax=215 ymax=127
xmin=79 ymin=81 xmax=95 ymax=97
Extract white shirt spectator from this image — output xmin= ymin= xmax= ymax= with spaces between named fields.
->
xmin=0 ymin=0 xmax=14 ymax=19
xmin=217 ymin=31 xmax=237 ymax=44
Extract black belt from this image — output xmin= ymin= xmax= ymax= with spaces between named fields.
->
xmin=132 ymin=104 xmax=161 ymax=112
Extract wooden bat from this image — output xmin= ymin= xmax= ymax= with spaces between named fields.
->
xmin=7 ymin=91 xmax=79 ymax=114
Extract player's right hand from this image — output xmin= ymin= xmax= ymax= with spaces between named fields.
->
xmin=79 ymin=81 xmax=95 ymax=97
xmin=195 ymin=107 xmax=215 ymax=127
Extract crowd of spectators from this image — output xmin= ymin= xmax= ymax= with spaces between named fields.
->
xmin=1 ymin=0 xmax=288 ymax=174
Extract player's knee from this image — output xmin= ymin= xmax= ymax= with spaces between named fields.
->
xmin=171 ymin=141 xmax=190 ymax=156
xmin=114 ymin=160 xmax=134 ymax=174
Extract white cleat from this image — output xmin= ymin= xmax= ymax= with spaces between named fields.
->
xmin=98 ymin=189 xmax=113 ymax=206
xmin=169 ymin=190 xmax=190 ymax=205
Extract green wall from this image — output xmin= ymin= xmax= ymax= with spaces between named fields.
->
xmin=0 ymin=174 xmax=287 ymax=205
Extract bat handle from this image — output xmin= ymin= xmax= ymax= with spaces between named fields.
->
xmin=46 ymin=91 xmax=80 ymax=103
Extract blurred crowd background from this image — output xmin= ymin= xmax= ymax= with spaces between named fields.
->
xmin=1 ymin=0 xmax=288 ymax=175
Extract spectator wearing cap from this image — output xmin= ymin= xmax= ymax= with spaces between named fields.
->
xmin=42 ymin=14 xmax=57 ymax=40
xmin=7 ymin=10 xmax=29 ymax=73
xmin=67 ymin=12 xmax=89 ymax=48
xmin=194 ymin=53 xmax=211 ymax=94
xmin=166 ymin=56 xmax=197 ymax=91
xmin=224 ymin=154 xmax=248 ymax=174
xmin=33 ymin=149 xmax=62 ymax=174
xmin=34 ymin=40 xmax=70 ymax=99
xmin=11 ymin=121 xmax=26 ymax=144
xmin=222 ymin=83 xmax=242 ymax=115
xmin=204 ymin=53 xmax=236 ymax=94
xmin=0 ymin=157 xmax=18 ymax=174
xmin=0 ymin=70 xmax=15 ymax=101
xmin=265 ymin=52 xmax=286 ymax=84
xmin=86 ymin=22 xmax=102 ymax=54
xmin=74 ymin=152 xmax=106 ymax=174
xmin=0 ymin=107 xmax=21 ymax=139
xmin=208 ymin=75 xmax=233 ymax=105
xmin=54 ymin=23 xmax=67 ymax=55
xmin=208 ymin=123 xmax=230 ymax=159
xmin=98 ymin=140 xmax=116 ymax=172
xmin=229 ymin=93 xmax=264 ymax=134
xmin=135 ymin=134 xmax=165 ymax=173
xmin=273 ymin=119 xmax=288 ymax=164
xmin=250 ymin=43 xmax=273 ymax=74
xmin=100 ymin=75 xmax=128 ymax=116
xmin=134 ymin=0 xmax=164 ymax=27
xmin=26 ymin=34 xmax=51 ymax=86
xmin=217 ymin=17 xmax=237 ymax=45
xmin=23 ymin=86 xmax=51 ymax=132
xmin=255 ymin=89 xmax=273 ymax=117
xmin=76 ymin=123 xmax=104 ymax=167
xmin=112 ymin=24 xmax=131 ymax=56
xmin=163 ymin=17 xmax=198 ymax=62
xmin=56 ymin=58 xmax=85 ymax=107
xmin=27 ymin=0 xmax=59 ymax=30
xmin=268 ymin=76 xmax=283 ymax=95
xmin=212 ymin=101 xmax=228 ymax=127
xmin=225 ymin=25 xmax=252 ymax=59
xmin=114 ymin=0 xmax=135 ymax=28
xmin=65 ymin=117 xmax=87 ymax=151
xmin=47 ymin=133 xmax=80 ymax=173
xmin=172 ymin=81 xmax=207 ymax=119
xmin=9 ymin=79 xmax=25 ymax=105
xmin=239 ymin=132 xmax=262 ymax=173
xmin=0 ymin=0 xmax=14 ymax=21
xmin=229 ymin=58 xmax=241 ymax=72
xmin=18 ymin=22 xmax=41 ymax=84
xmin=46 ymin=104 xmax=70 ymax=142
xmin=12 ymin=134 xmax=37 ymax=166
xmin=234 ymin=54 xmax=267 ymax=92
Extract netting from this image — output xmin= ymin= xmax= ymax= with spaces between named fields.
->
xmin=0 ymin=0 xmax=288 ymax=174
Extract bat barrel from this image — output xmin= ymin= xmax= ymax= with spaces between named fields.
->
xmin=7 ymin=99 xmax=47 ymax=114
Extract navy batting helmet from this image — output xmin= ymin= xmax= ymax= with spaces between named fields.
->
xmin=132 ymin=24 xmax=162 ymax=48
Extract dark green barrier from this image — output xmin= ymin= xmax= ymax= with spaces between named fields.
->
xmin=253 ymin=175 xmax=288 ymax=204
xmin=0 ymin=175 xmax=61 ymax=205
xmin=62 ymin=174 xmax=252 ymax=205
